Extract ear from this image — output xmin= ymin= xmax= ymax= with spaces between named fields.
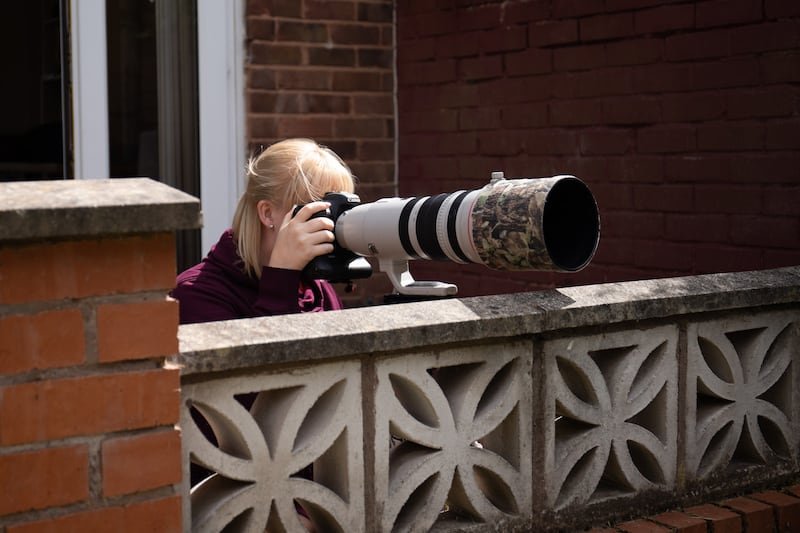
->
xmin=256 ymin=200 xmax=274 ymax=228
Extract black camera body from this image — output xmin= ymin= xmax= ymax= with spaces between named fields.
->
xmin=293 ymin=192 xmax=373 ymax=283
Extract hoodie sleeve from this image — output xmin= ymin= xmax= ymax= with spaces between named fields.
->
xmin=254 ymin=266 xmax=304 ymax=315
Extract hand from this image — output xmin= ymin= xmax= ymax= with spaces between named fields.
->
xmin=267 ymin=201 xmax=335 ymax=271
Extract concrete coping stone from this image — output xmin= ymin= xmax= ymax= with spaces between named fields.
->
xmin=174 ymin=266 xmax=800 ymax=376
xmin=0 ymin=178 xmax=202 ymax=242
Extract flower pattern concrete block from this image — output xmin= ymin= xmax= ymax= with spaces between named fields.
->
xmin=543 ymin=326 xmax=679 ymax=509
xmin=686 ymin=311 xmax=799 ymax=480
xmin=373 ymin=341 xmax=533 ymax=532
xmin=182 ymin=361 xmax=364 ymax=532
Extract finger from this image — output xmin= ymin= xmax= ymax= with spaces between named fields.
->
xmin=293 ymin=201 xmax=330 ymax=222
xmin=305 ymin=216 xmax=335 ymax=232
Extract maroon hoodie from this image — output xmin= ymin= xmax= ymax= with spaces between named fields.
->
xmin=171 ymin=229 xmax=342 ymax=324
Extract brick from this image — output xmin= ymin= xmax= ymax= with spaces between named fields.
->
xmin=398 ymin=59 xmax=457 ymax=85
xmin=505 ymin=48 xmax=552 ymax=76
xmin=637 ymin=126 xmax=696 ymax=154
xmin=722 ymin=496 xmax=775 ymax=533
xmin=665 ymin=30 xmax=729 ymax=62
xmin=695 ymin=185 xmax=762 ymax=214
xmin=246 ymin=17 xmax=275 ymax=40
xmin=305 ymin=0 xmax=356 ymax=21
xmin=0 ymin=368 xmax=180 ymax=445
xmin=102 ymin=429 xmax=181 ymax=497
xmin=762 ymin=51 xmax=800 ymax=83
xmin=748 ymin=490 xmax=800 ymax=532
xmin=650 ymin=511 xmax=706 ymax=533
xmin=331 ymin=23 xmax=381 ymax=45
xmin=0 ymin=309 xmax=85 ymax=374
xmin=479 ymin=131 xmax=525 ymax=156
xmin=358 ymin=2 xmax=392 ymax=23
xmin=457 ymin=4 xmax=502 ymax=31
xmin=731 ymin=216 xmax=800 ymax=248
xmin=666 ymin=214 xmax=730 ymax=243
xmin=693 ymin=57 xmax=760 ymax=90
xmin=0 ymin=445 xmax=89 ymax=515
xmin=353 ymin=94 xmax=393 ymax=115
xmin=696 ymin=0 xmax=763 ymax=28
xmin=8 ymin=495 xmax=182 ymax=533
xmin=357 ymin=47 xmax=394 ymax=70
xmin=529 ymin=19 xmax=579 ymax=47
xmin=308 ymin=46 xmax=356 ymax=67
xmin=633 ymin=64 xmax=693 ymax=93
xmin=462 ymin=107 xmax=503 ymax=130
xmin=553 ymin=0 xmax=604 ymax=18
xmin=96 ymin=299 xmax=178 ymax=363
xmin=767 ymin=120 xmax=800 ymax=150
xmin=0 ymin=234 xmax=175 ymax=305
xmin=730 ymin=21 xmax=800 ymax=55
xmin=787 ymin=485 xmax=800 ymax=498
xmin=580 ymin=128 xmax=632 ymax=155
xmin=695 ymin=245 xmax=763 ymax=272
xmin=604 ymin=96 xmax=660 ymax=125
xmin=635 ymin=4 xmax=695 ymax=34
xmin=524 ymin=130 xmax=578 ymax=155
xmin=500 ymin=103 xmax=548 ymax=129
xmin=359 ymin=139 xmax=395 ymax=160
xmin=459 ymin=55 xmax=503 ymax=81
xmin=580 ymin=12 xmax=634 ymax=42
xmin=275 ymin=69 xmax=330 ymax=90
xmin=277 ymin=20 xmax=328 ymax=42
xmin=766 ymin=0 xmax=800 ymax=17
xmin=662 ymin=93 xmax=726 ymax=123
xmin=697 ymin=122 xmax=765 ymax=152
xmin=249 ymin=42 xmax=302 ymax=65
xmin=685 ymin=503 xmax=743 ymax=533
xmin=603 ymin=212 xmax=664 ymax=239
xmin=550 ymin=99 xmax=604 ymax=126
xmin=554 ymin=43 xmax=606 ymax=72
xmin=617 ymin=519 xmax=672 ymax=532
xmin=277 ymin=116 xmax=334 ymax=137
xmin=332 ymin=70 xmax=382 ymax=91
xmin=634 ymin=184 xmax=693 ymax=212
xmin=478 ymin=26 xmax=527 ymax=53
xmin=436 ymin=31 xmax=480 ymax=58
xmin=728 ymin=88 xmax=796 ymax=119
xmin=606 ymin=38 xmax=663 ymax=66
xmin=593 ymin=237 xmax=634 ymax=265
xmin=764 ymin=186 xmax=800 ymax=216
xmin=633 ymin=240 xmax=694 ymax=271
xmin=248 ymin=66 xmax=277 ymax=89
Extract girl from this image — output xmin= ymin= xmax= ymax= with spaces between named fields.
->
xmin=172 ymin=138 xmax=355 ymax=324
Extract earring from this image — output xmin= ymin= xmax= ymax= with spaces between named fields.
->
xmin=269 ymin=224 xmax=275 ymax=230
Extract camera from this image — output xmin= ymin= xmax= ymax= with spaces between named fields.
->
xmin=296 ymin=172 xmax=600 ymax=297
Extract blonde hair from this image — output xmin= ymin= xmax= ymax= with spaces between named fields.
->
xmin=232 ymin=138 xmax=355 ymax=278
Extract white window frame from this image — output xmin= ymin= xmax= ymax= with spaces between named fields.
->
xmin=70 ymin=0 xmax=110 ymax=180
xmin=197 ymin=0 xmax=246 ymax=253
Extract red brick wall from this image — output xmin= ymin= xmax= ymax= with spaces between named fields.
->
xmin=245 ymin=0 xmax=396 ymax=202
xmin=0 ymin=234 xmax=182 ymax=531
xmin=397 ymin=0 xmax=800 ymax=297
xmin=245 ymin=0 xmax=397 ymax=303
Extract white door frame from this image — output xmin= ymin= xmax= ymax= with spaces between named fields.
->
xmin=70 ymin=0 xmax=110 ymax=180
xmin=70 ymin=0 xmax=247 ymax=253
xmin=197 ymin=0 xmax=246 ymax=253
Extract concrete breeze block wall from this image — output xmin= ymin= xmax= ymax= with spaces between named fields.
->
xmin=396 ymin=0 xmax=800 ymax=298
xmin=0 ymin=179 xmax=200 ymax=532
xmin=245 ymin=0 xmax=397 ymax=304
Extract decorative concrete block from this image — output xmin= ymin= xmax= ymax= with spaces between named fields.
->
xmin=543 ymin=325 xmax=679 ymax=509
xmin=181 ymin=361 xmax=364 ymax=532
xmin=686 ymin=311 xmax=799 ymax=480
xmin=373 ymin=341 xmax=533 ymax=532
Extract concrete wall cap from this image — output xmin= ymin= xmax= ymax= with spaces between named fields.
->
xmin=0 ymin=178 xmax=202 ymax=242
xmin=174 ymin=266 xmax=800 ymax=375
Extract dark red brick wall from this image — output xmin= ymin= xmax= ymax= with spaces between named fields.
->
xmin=397 ymin=0 xmax=800 ymax=297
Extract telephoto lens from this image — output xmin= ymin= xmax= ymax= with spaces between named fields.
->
xmin=335 ymin=173 xmax=600 ymax=274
